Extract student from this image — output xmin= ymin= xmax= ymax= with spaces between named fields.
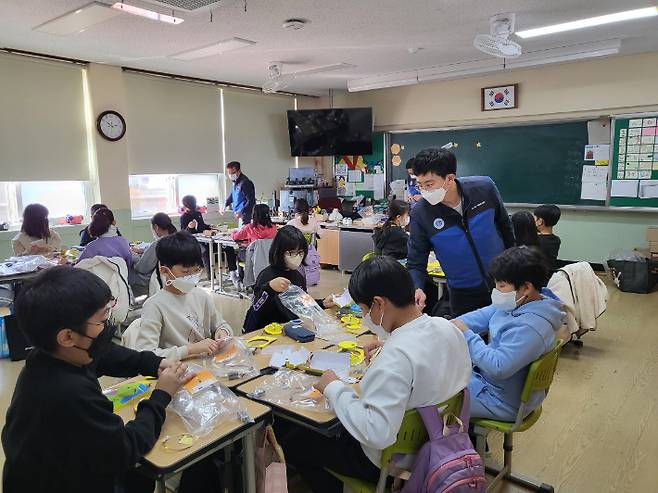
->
xmin=405 ymin=158 xmax=422 ymax=206
xmin=287 ymin=198 xmax=322 ymax=237
xmin=451 ymin=246 xmax=564 ymax=421
xmin=1 ymin=266 xmax=191 ymax=493
xmin=511 ymin=210 xmax=540 ymax=247
xmin=224 ymin=203 xmax=278 ymax=287
xmin=130 ymin=212 xmax=176 ymax=297
xmin=534 ymin=204 xmax=562 ymax=271
xmin=243 ymin=225 xmax=333 ymax=333
xmin=280 ymin=256 xmax=472 ymax=493
xmin=133 ymin=231 xmax=233 ymax=361
xmin=372 ymin=199 xmax=410 ymax=260
xmin=76 ymin=208 xmax=132 ymax=268
xmin=180 ymin=195 xmax=212 ymax=234
xmin=11 ymin=203 xmax=62 ymax=256
xmin=79 ymin=203 xmax=122 ymax=247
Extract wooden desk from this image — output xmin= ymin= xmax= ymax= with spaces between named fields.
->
xmin=111 ymin=380 xmax=271 ymax=493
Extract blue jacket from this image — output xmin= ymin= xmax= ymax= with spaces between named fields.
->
xmin=225 ymin=173 xmax=256 ymax=222
xmin=407 ymin=176 xmax=514 ymax=290
xmin=457 ymin=288 xmax=564 ymax=420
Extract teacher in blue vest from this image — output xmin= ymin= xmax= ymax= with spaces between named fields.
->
xmin=224 ymin=161 xmax=256 ymax=225
xmin=407 ymin=148 xmax=515 ymax=317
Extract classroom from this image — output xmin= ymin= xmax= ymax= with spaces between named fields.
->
xmin=1 ymin=1 xmax=658 ymax=492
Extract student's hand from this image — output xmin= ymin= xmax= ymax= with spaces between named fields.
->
xmin=187 ymin=219 xmax=198 ymax=230
xmin=451 ymin=320 xmax=469 ymax=333
xmin=269 ymin=277 xmax=291 ymax=293
xmin=131 ymin=246 xmax=143 ymax=254
xmin=414 ymin=288 xmax=426 ymax=309
xmin=155 ymin=361 xmax=194 ymax=397
xmin=214 ymin=327 xmax=231 ymax=340
xmin=188 ymin=338 xmax=220 ymax=356
xmin=158 ymin=358 xmax=176 ymax=376
xmin=314 ymin=370 xmax=339 ymax=394
xmin=202 ymin=229 xmax=213 ymax=237
xmin=322 ymin=295 xmax=336 ymax=308
xmin=363 ymin=341 xmax=384 ymax=363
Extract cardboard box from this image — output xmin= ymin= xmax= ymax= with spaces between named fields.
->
xmin=647 ymin=227 xmax=658 ymax=243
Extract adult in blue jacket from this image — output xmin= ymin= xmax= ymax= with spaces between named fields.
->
xmin=407 ymin=148 xmax=514 ymax=316
xmin=405 ymin=158 xmax=422 ymax=207
xmin=224 ymin=161 xmax=256 ymax=224
xmin=451 ymin=246 xmax=564 ymax=420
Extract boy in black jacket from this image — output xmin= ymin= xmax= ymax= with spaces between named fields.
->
xmin=2 ymin=267 xmax=191 ymax=493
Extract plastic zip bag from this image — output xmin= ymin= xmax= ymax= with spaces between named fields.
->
xmin=278 ymin=285 xmax=344 ymax=341
xmin=209 ymin=337 xmax=260 ymax=381
xmin=248 ymin=369 xmax=331 ymax=413
xmin=171 ymin=364 xmax=254 ymax=437
xmin=0 ymin=255 xmax=54 ymax=276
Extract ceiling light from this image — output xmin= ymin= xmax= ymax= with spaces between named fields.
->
xmin=33 ymin=2 xmax=120 ymax=35
xmin=348 ymin=71 xmax=418 ymax=92
xmin=505 ymin=39 xmax=620 ymax=68
xmin=170 ymin=38 xmax=257 ymax=60
xmin=516 ymin=7 xmax=658 ymax=38
xmin=111 ymin=2 xmax=184 ymax=24
xmin=283 ymin=18 xmax=309 ymax=31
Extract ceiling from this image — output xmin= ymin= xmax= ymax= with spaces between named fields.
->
xmin=3 ymin=0 xmax=658 ymax=95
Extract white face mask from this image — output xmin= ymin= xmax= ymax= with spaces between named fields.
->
xmin=420 ymin=182 xmax=448 ymax=206
xmin=165 ymin=269 xmax=201 ymax=294
xmin=362 ymin=304 xmax=389 ymax=341
xmin=284 ymin=253 xmax=304 ymax=269
xmin=491 ymin=288 xmax=526 ymax=312
xmin=229 ymin=173 xmax=238 ymax=181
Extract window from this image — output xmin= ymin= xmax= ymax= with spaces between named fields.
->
xmin=0 ymin=181 xmax=90 ymax=225
xmin=129 ymin=173 xmax=222 ymax=218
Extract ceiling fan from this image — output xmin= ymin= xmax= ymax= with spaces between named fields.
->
xmin=473 ymin=13 xmax=522 ymax=59
xmin=262 ymin=61 xmax=354 ymax=93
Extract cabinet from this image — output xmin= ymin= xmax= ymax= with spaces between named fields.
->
xmin=317 ymin=228 xmax=339 ymax=266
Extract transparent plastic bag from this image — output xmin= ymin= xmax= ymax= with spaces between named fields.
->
xmin=278 ymin=285 xmax=344 ymax=341
xmin=209 ymin=337 xmax=259 ymax=381
xmin=248 ymin=369 xmax=331 ymax=413
xmin=171 ymin=364 xmax=253 ymax=437
xmin=0 ymin=255 xmax=52 ymax=276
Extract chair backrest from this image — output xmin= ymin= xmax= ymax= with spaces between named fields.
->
xmin=244 ymin=238 xmax=274 ymax=287
xmin=380 ymin=391 xmax=464 ymax=467
xmin=362 ymin=251 xmax=376 ymax=262
xmin=520 ymin=339 xmax=565 ymax=403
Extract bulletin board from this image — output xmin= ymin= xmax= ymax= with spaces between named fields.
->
xmin=335 ymin=132 xmax=385 ymax=199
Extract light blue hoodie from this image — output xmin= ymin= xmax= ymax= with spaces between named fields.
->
xmin=456 ymin=288 xmax=564 ymax=421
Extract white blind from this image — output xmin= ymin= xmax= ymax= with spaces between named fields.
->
xmin=223 ymin=90 xmax=294 ymax=200
xmin=0 ymin=54 xmax=88 ymax=181
xmin=125 ymin=73 xmax=222 ymax=175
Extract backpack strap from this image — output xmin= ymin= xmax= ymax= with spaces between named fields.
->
xmin=458 ymin=388 xmax=471 ymax=429
xmin=416 ymin=405 xmax=447 ymax=441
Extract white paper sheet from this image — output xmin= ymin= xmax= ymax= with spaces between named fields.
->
xmin=348 ymin=170 xmax=363 ymax=183
xmin=581 ymin=182 xmax=607 ymax=201
xmin=310 ymin=351 xmax=350 ymax=373
xmin=374 ymin=174 xmax=386 ymax=200
xmin=360 ymin=174 xmax=374 ymax=190
xmin=610 ymin=180 xmax=639 ymax=198
xmin=268 ymin=347 xmax=311 ymax=368
xmin=581 ymin=165 xmax=608 ymax=183
xmin=639 ymin=180 xmax=658 ymax=198
xmin=332 ymin=288 xmax=353 ymax=308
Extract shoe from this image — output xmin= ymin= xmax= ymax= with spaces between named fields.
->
xmin=229 ymin=270 xmax=240 ymax=288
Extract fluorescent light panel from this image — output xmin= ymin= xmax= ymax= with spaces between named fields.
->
xmin=348 ymin=71 xmax=418 ymax=92
xmin=111 ymin=3 xmax=183 ymax=24
xmin=516 ymin=7 xmax=658 ymax=38
xmin=33 ymin=2 xmax=120 ymax=35
xmin=171 ymin=38 xmax=256 ymax=60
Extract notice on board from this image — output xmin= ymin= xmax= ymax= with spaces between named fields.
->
xmin=639 ymin=180 xmax=658 ymax=199
xmin=348 ymin=170 xmax=363 ymax=183
xmin=610 ymin=180 xmax=639 ymax=198
xmin=584 ymin=144 xmax=610 ymax=161
xmin=580 ymin=165 xmax=608 ymax=201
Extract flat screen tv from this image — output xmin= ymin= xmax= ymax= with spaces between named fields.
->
xmin=287 ymin=107 xmax=373 ymax=156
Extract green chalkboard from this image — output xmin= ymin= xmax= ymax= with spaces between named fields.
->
xmin=390 ymin=121 xmax=604 ymax=206
xmin=610 ymin=116 xmax=658 ymax=209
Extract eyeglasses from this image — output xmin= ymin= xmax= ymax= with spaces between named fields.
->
xmin=285 ymin=251 xmax=305 ymax=257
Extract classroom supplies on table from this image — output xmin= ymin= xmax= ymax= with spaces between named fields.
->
xmin=211 ymin=338 xmax=260 ymax=380
xmin=172 ymin=364 xmax=253 ymax=437
xmin=249 ymin=369 xmax=331 ymax=413
xmin=263 ymin=322 xmax=284 ymax=335
xmin=0 ymin=255 xmax=54 ymax=277
xmin=103 ymin=378 xmax=155 ymax=412
xmin=337 ymin=341 xmax=366 ymax=366
xmin=161 ymin=433 xmax=197 ymax=452
xmin=246 ymin=335 xmax=278 ymax=349
xmin=339 ymin=314 xmax=362 ymax=334
xmin=266 ymin=346 xmax=311 ymax=368
xmin=283 ymin=319 xmax=315 ymax=343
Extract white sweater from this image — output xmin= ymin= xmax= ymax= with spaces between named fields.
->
xmin=135 ymin=287 xmax=233 ymax=361
xmin=324 ymin=314 xmax=472 ymax=466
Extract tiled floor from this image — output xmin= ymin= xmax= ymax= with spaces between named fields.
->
xmin=1 ymin=269 xmax=657 ymax=492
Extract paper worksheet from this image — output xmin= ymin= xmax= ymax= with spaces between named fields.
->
xmin=373 ymin=174 xmax=386 ymax=200
xmin=610 ymin=180 xmax=639 ymax=198
xmin=268 ymin=347 xmax=310 ymax=368
xmin=310 ymin=351 xmax=350 ymax=373
xmin=580 ymin=165 xmax=608 ymax=200
xmin=639 ymin=180 xmax=658 ymax=199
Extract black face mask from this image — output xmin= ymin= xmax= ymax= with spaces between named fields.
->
xmin=74 ymin=322 xmax=116 ymax=361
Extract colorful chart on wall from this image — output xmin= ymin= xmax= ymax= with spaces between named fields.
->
xmin=335 ymin=132 xmax=384 ymax=198
xmin=610 ymin=115 xmax=658 ymax=208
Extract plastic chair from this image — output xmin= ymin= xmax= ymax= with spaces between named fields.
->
xmin=362 ymin=251 xmax=376 ymax=262
xmin=327 ymin=391 xmax=464 ymax=493
xmin=471 ymin=339 xmax=565 ymax=493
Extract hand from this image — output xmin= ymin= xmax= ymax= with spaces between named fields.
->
xmin=155 ymin=361 xmax=193 ymax=397
xmin=451 ymin=320 xmax=469 ymax=333
xmin=158 ymin=358 xmax=175 ymax=376
xmin=131 ymin=246 xmax=143 ymax=254
xmin=322 ymin=295 xmax=336 ymax=308
xmin=415 ymin=288 xmax=426 ymax=309
xmin=314 ymin=370 xmax=339 ymax=394
xmin=214 ymin=327 xmax=231 ymax=340
xmin=363 ymin=341 xmax=384 ymax=363
xmin=187 ymin=338 xmax=220 ymax=356
xmin=30 ymin=244 xmax=48 ymax=254
xmin=412 ymin=194 xmax=423 ymax=202
xmin=269 ymin=277 xmax=291 ymax=293
xmin=187 ymin=219 xmax=198 ymax=230
xmin=202 ymin=229 xmax=212 ymax=237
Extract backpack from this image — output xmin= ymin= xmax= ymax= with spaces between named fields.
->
xmin=299 ymin=243 xmax=321 ymax=286
xmin=401 ymin=389 xmax=486 ymax=493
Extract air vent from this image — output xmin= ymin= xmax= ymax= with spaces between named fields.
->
xmin=141 ymin=0 xmax=224 ymax=12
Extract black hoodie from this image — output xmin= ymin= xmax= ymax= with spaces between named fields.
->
xmin=372 ymin=224 xmax=409 ymax=260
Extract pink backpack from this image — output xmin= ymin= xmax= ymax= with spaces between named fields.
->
xmin=401 ymin=389 xmax=486 ymax=493
xmin=299 ymin=243 xmax=321 ymax=286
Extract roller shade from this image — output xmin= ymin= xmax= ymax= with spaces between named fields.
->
xmin=222 ymin=89 xmax=295 ymax=200
xmin=125 ymin=73 xmax=222 ymax=174
xmin=0 ymin=54 xmax=88 ymax=181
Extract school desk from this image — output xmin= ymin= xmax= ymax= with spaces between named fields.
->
xmin=195 ymin=234 xmax=241 ymax=298
xmin=111 ymin=378 xmax=271 ymax=493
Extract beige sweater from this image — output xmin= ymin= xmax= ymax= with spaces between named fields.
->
xmin=134 ymin=287 xmax=233 ymax=361
xmin=11 ymin=231 xmax=62 ymax=256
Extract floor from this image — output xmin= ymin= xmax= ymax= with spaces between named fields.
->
xmin=1 ymin=269 xmax=657 ymax=492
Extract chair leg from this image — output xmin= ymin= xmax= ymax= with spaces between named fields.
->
xmin=374 ymin=467 xmax=388 ymax=493
xmin=484 ymin=433 xmax=554 ymax=493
